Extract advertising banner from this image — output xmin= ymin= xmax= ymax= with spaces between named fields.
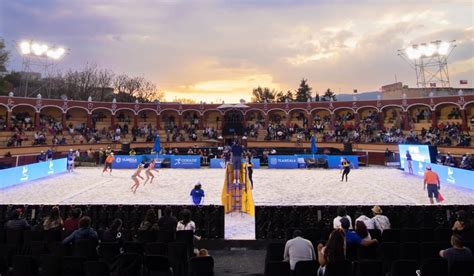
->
xmin=0 ymin=158 xmax=67 ymax=189
xmin=170 ymin=156 xmax=201 ymax=168
xmin=268 ymin=156 xmax=299 ymax=169
xmin=404 ymin=160 xmax=474 ymax=190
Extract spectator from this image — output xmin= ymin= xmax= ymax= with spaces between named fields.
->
xmin=103 ymin=218 xmax=123 ymax=242
xmin=139 ymin=209 xmax=159 ymax=231
xmin=198 ymin=249 xmax=210 ymax=257
xmin=333 ymin=207 xmax=353 ymax=229
xmin=283 ymin=229 xmax=316 ymax=271
xmin=371 ymin=205 xmax=391 ymax=231
xmin=43 ymin=206 xmax=64 ymax=231
xmin=5 ymin=209 xmax=30 ymax=230
xmin=439 ymin=234 xmax=473 ymax=270
xmin=158 ymin=207 xmax=178 ymax=232
xmin=64 ymin=208 xmax=82 ymax=231
xmin=452 ymin=210 xmax=472 ymax=240
xmin=355 ymin=211 xmax=375 ymax=230
xmin=62 ymin=216 xmax=98 ymax=244
xmin=355 ymin=220 xmax=372 ymax=241
xmin=37 ymin=151 xmax=47 ymax=162
xmin=341 ymin=217 xmax=378 ymax=247
xmin=317 ymin=229 xmax=345 ymax=276
xmin=177 ymin=209 xmax=196 ymax=232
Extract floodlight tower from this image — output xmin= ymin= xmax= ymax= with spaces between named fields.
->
xmin=16 ymin=40 xmax=68 ymax=97
xmin=397 ymin=40 xmax=456 ymax=88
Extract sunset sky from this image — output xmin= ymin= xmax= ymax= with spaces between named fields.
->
xmin=1 ymin=0 xmax=473 ymax=102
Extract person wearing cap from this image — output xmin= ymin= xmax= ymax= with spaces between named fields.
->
xmin=371 ymin=206 xmax=391 ymax=231
xmin=423 ymin=165 xmax=441 ymax=204
xmin=190 ymin=182 xmax=205 ymax=205
xmin=102 ymin=152 xmax=115 ymax=176
xmin=340 ymin=217 xmax=378 ymax=247
xmin=130 ymin=163 xmax=145 ymax=194
xmin=283 ymin=229 xmax=316 ymax=271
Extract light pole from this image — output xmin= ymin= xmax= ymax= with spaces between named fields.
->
xmin=16 ymin=40 xmax=68 ymax=97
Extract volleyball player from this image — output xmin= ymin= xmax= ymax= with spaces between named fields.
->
xmin=67 ymin=149 xmax=75 ymax=173
xmin=130 ymin=164 xmax=145 ymax=194
xmin=102 ymin=152 xmax=115 ymax=176
xmin=340 ymin=157 xmax=353 ymax=182
xmin=144 ymin=159 xmax=158 ymax=185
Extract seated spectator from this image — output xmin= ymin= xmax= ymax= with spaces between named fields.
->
xmin=371 ymin=205 xmax=391 ymax=231
xmin=43 ymin=206 xmax=64 ymax=231
xmin=317 ymin=229 xmax=345 ymax=276
xmin=5 ymin=209 xmax=30 ymax=230
xmin=158 ymin=207 xmax=178 ymax=232
xmin=177 ymin=209 xmax=196 ymax=232
xmin=355 ymin=220 xmax=372 ymax=241
xmin=340 ymin=217 xmax=378 ymax=247
xmin=333 ymin=207 xmax=352 ymax=229
xmin=64 ymin=208 xmax=82 ymax=231
xmin=283 ymin=229 xmax=316 ymax=271
xmin=102 ymin=218 xmax=123 ymax=242
xmin=439 ymin=234 xmax=473 ymax=270
xmin=452 ymin=210 xmax=472 ymax=240
xmin=355 ymin=211 xmax=375 ymax=230
xmin=62 ymin=216 xmax=98 ymax=244
xmin=139 ymin=209 xmax=159 ymax=231
xmin=198 ymin=249 xmax=210 ymax=257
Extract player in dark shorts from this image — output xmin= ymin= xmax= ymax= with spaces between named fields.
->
xmin=406 ymin=150 xmax=413 ymax=174
xmin=102 ymin=152 xmax=115 ymax=176
xmin=231 ymin=139 xmax=243 ymax=184
xmin=340 ymin=158 xmax=352 ymax=182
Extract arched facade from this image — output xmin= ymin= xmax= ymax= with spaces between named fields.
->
xmin=92 ymin=108 xmax=113 ymax=131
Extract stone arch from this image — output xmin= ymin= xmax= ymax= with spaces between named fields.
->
xmin=244 ymin=109 xmax=265 ymax=127
xmin=160 ymin=109 xmax=180 ymax=130
xmin=434 ymin=102 xmax=462 ymax=124
xmin=407 ymin=104 xmax=432 ymax=130
xmin=0 ymin=104 xmax=7 ymax=130
xmin=288 ymin=108 xmax=308 ymax=127
xmin=11 ymin=104 xmax=36 ymax=130
xmin=310 ymin=108 xmax=331 ymax=125
xmin=92 ymin=108 xmax=113 ymax=130
xmin=39 ymin=106 xmax=63 ymax=130
xmin=114 ymin=108 xmax=134 ymax=128
xmin=267 ymin=109 xmax=287 ymax=125
xmin=333 ymin=107 xmax=355 ymax=127
xmin=65 ymin=107 xmax=88 ymax=130
xmin=381 ymin=105 xmax=403 ymax=128
xmin=137 ymin=109 xmax=157 ymax=129
xmin=465 ymin=102 xmax=474 ymax=130
xmin=203 ymin=109 xmax=223 ymax=130
xmin=181 ymin=110 xmax=201 ymax=129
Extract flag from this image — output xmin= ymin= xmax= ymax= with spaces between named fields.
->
xmin=153 ymin=134 xmax=161 ymax=153
xmin=430 ymin=83 xmax=436 ymax=87
xmin=460 ymin=80 xmax=468 ymax=85
xmin=310 ymin=135 xmax=317 ymax=154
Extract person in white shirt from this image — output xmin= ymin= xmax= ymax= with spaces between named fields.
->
xmin=333 ymin=207 xmax=353 ymax=229
xmin=355 ymin=211 xmax=375 ymax=230
xmin=283 ymin=230 xmax=316 ymax=271
xmin=176 ymin=209 xmax=196 ymax=232
xmin=371 ymin=206 xmax=391 ymax=231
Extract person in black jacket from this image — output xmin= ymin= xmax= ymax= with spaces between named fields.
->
xmin=158 ymin=207 xmax=178 ymax=232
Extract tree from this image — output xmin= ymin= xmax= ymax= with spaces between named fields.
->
xmin=322 ymin=88 xmax=336 ymax=101
xmin=172 ymin=97 xmax=196 ymax=104
xmin=97 ymin=69 xmax=115 ymax=101
xmin=295 ymin=78 xmax=312 ymax=102
xmin=251 ymin=86 xmax=276 ymax=103
xmin=114 ymin=74 xmax=163 ymax=103
xmin=0 ymin=38 xmax=8 ymax=72
xmin=276 ymin=90 xmax=294 ymax=102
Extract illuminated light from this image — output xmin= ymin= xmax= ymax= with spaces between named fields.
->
xmin=46 ymin=47 xmax=66 ymax=60
xmin=437 ymin=41 xmax=450 ymax=55
xmin=406 ymin=46 xmax=421 ymax=59
xmin=424 ymin=43 xmax=437 ymax=57
xmin=19 ymin=41 xmax=31 ymax=55
xmin=31 ymin=43 xmax=49 ymax=56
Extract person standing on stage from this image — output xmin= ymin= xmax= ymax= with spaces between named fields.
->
xmin=340 ymin=157 xmax=352 ymax=182
xmin=423 ymin=165 xmax=441 ymax=204
xmin=67 ymin=149 xmax=75 ymax=172
xmin=231 ymin=139 xmax=244 ymax=184
xmin=102 ymin=152 xmax=115 ymax=176
xmin=190 ymin=183 xmax=205 ymax=205
xmin=144 ymin=159 xmax=158 ymax=185
xmin=406 ymin=150 xmax=413 ymax=174
xmin=247 ymin=158 xmax=254 ymax=189
xmin=130 ymin=164 xmax=145 ymax=194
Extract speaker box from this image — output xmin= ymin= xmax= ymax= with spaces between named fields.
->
xmin=121 ymin=142 xmax=130 ymax=152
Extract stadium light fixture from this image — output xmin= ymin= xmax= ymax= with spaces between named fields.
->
xmin=398 ymin=40 xmax=456 ymax=88
xmin=17 ymin=40 xmax=67 ymax=60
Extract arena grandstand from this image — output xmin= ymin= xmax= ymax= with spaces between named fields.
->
xmin=1 ymin=1 xmax=474 ymax=275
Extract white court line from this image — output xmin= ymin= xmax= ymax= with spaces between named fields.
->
xmin=59 ymin=178 xmax=115 ymax=204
